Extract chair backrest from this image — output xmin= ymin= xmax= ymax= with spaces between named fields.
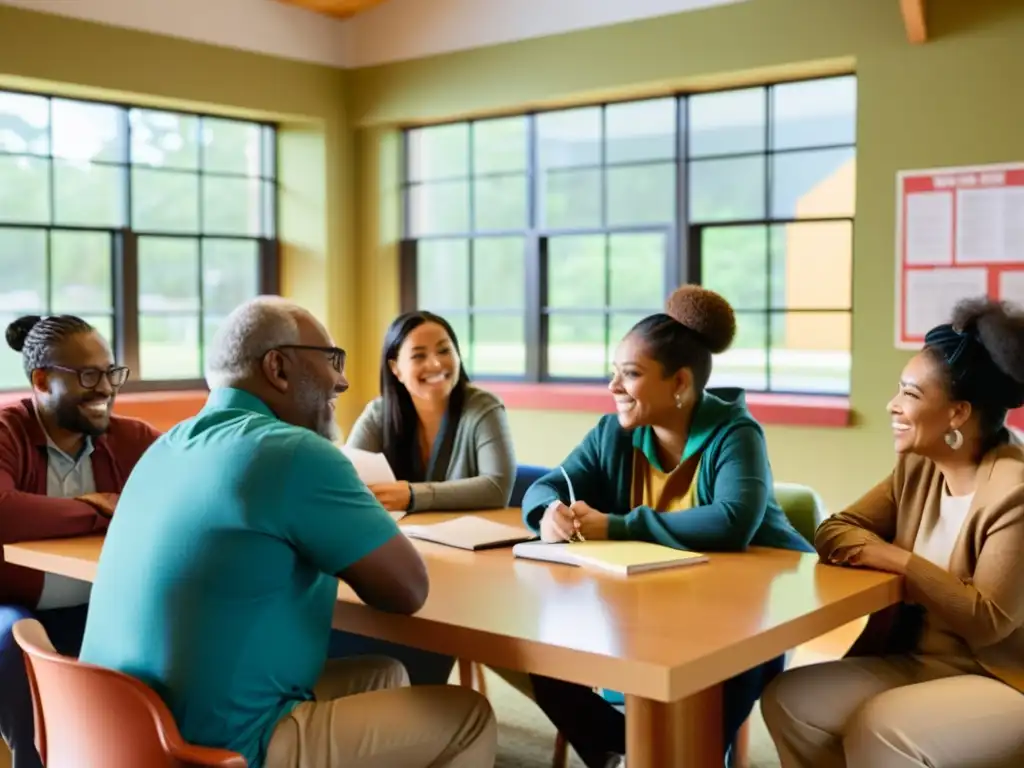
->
xmin=510 ymin=464 xmax=550 ymax=507
xmin=13 ymin=619 xmax=246 ymax=768
xmin=774 ymin=482 xmax=827 ymax=546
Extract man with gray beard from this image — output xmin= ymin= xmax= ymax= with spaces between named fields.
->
xmin=78 ymin=296 xmax=496 ymax=768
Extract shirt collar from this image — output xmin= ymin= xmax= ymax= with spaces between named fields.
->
xmin=204 ymin=387 xmax=277 ymax=419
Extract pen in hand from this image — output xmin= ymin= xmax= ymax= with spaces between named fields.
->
xmin=559 ymin=466 xmax=586 ymax=543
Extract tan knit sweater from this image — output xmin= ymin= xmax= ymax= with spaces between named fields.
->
xmin=816 ymin=440 xmax=1024 ymax=692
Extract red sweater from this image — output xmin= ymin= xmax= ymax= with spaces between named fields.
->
xmin=0 ymin=398 xmax=161 ymax=608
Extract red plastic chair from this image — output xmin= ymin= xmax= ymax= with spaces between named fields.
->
xmin=13 ymin=619 xmax=246 ymax=768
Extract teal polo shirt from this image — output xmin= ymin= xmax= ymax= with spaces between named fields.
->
xmin=79 ymin=388 xmax=400 ymax=768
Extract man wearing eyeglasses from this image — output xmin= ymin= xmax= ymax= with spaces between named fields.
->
xmin=0 ymin=314 xmax=160 ymax=768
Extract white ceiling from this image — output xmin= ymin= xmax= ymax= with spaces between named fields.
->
xmin=0 ymin=0 xmax=748 ymax=69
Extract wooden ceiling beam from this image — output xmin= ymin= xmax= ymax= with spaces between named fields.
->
xmin=900 ymin=0 xmax=928 ymax=44
xmin=274 ymin=0 xmax=389 ymax=19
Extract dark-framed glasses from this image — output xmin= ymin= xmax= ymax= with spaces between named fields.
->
xmin=46 ymin=365 xmax=131 ymax=389
xmin=275 ymin=345 xmax=346 ymax=373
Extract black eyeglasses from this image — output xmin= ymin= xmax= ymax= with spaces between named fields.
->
xmin=46 ymin=366 xmax=131 ymax=389
xmin=274 ymin=345 xmax=346 ymax=373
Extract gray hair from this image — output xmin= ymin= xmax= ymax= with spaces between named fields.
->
xmin=205 ymin=296 xmax=310 ymax=389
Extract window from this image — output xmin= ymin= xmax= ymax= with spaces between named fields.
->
xmin=401 ymin=76 xmax=855 ymax=395
xmin=0 ymin=91 xmax=278 ymax=390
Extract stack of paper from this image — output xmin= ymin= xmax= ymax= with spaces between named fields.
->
xmin=403 ymin=517 xmax=537 ymax=551
xmin=512 ymin=541 xmax=707 ymax=575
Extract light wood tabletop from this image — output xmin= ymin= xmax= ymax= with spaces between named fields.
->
xmin=5 ymin=508 xmax=901 ymax=767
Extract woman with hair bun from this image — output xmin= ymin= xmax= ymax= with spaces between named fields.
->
xmin=762 ymin=297 xmax=1024 ymax=768
xmin=519 ymin=285 xmax=812 ymax=768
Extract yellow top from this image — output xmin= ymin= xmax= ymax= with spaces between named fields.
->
xmin=631 ymin=448 xmax=701 ymax=512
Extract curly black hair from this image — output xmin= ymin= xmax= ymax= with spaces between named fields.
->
xmin=925 ymin=297 xmax=1024 ymax=446
xmin=5 ymin=314 xmax=96 ymax=380
xmin=628 ymin=285 xmax=737 ymax=392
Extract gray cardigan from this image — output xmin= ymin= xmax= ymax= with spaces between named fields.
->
xmin=346 ymin=386 xmax=516 ymax=512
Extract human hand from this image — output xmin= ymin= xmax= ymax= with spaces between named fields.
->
xmin=570 ymin=501 xmax=610 ymax=540
xmin=77 ymin=492 xmax=119 ymax=519
xmin=540 ymin=500 xmax=575 ymax=542
xmin=834 ymin=542 xmax=911 ymax=575
xmin=369 ymin=482 xmax=412 ymax=512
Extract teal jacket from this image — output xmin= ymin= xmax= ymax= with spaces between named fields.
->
xmin=522 ymin=388 xmax=813 ymax=553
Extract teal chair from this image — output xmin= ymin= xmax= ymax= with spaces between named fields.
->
xmin=730 ymin=482 xmax=827 ymax=768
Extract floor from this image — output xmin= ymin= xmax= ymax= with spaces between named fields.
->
xmin=0 ymin=620 xmax=862 ymax=768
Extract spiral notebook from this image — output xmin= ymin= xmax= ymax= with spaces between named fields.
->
xmin=512 ymin=540 xmax=707 ymax=575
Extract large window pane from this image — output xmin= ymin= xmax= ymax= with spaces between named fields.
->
xmin=51 ymin=231 xmax=112 ymax=313
xmin=0 ymin=314 xmax=27 ymax=388
xmin=0 ymin=228 xmax=46 ymax=311
xmin=138 ymin=237 xmax=200 ymax=312
xmin=548 ymin=314 xmax=606 ymax=378
xmin=407 ymin=124 xmax=468 ymax=181
xmin=473 ymin=175 xmax=527 ymax=231
xmin=417 ymin=239 xmax=469 ymax=310
xmin=538 ymin=108 xmax=601 ymax=169
xmin=472 ymin=313 xmax=525 ymax=376
xmin=771 ymin=148 xmax=855 ymax=219
xmin=408 ymin=181 xmax=469 ymax=236
xmin=202 ymin=238 xmax=260 ymax=316
xmin=770 ymin=311 xmax=850 ymax=394
xmin=710 ymin=311 xmax=768 ymax=391
xmin=139 ymin=315 xmax=201 ymax=380
xmin=51 ymin=99 xmax=125 ymax=163
xmin=0 ymin=156 xmax=49 ymax=224
xmin=541 ymin=168 xmax=601 ymax=229
xmin=132 ymin=168 xmax=199 ymax=233
xmin=203 ymin=176 xmax=262 ymax=235
xmin=202 ymin=117 xmax=261 ymax=175
xmin=53 ymin=161 xmax=124 ymax=227
xmin=605 ymin=99 xmax=676 ymax=164
xmin=770 ymin=222 xmax=852 ymax=310
xmin=130 ymin=109 xmax=199 ymax=169
xmin=689 ymin=156 xmax=766 ymax=223
xmin=548 ymin=236 xmax=605 ymax=309
xmin=772 ymin=76 xmax=857 ymax=150
xmin=608 ymin=311 xmax=650 ymax=364
xmin=472 ymin=238 xmax=524 ymax=309
xmin=608 ymin=233 xmax=665 ymax=309
xmin=700 ymin=225 xmax=768 ymax=311
xmin=689 ymin=88 xmax=766 ymax=157
xmin=473 ymin=117 xmax=527 ymax=175
xmin=0 ymin=92 xmax=48 ymax=155
xmin=606 ymin=163 xmax=675 ymax=226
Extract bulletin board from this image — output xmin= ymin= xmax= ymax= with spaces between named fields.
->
xmin=894 ymin=162 xmax=1024 ymax=349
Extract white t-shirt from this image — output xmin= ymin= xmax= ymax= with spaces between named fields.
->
xmin=912 ymin=492 xmax=974 ymax=571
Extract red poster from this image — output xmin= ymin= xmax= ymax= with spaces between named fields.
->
xmin=895 ymin=163 xmax=1024 ymax=349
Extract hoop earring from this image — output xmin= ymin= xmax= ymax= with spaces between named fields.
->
xmin=674 ymin=392 xmax=684 ymax=410
xmin=945 ymin=429 xmax=964 ymax=451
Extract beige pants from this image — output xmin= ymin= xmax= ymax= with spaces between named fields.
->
xmin=266 ymin=656 xmax=496 ymax=768
xmin=761 ymin=655 xmax=1024 ymax=768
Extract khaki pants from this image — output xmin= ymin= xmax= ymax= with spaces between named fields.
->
xmin=266 ymin=656 xmax=496 ymax=768
xmin=761 ymin=655 xmax=1024 ymax=768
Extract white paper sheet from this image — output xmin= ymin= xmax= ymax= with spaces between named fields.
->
xmin=956 ymin=187 xmax=1024 ymax=264
xmin=905 ymin=191 xmax=953 ymax=265
xmin=904 ymin=268 xmax=988 ymax=337
xmin=339 ymin=446 xmax=397 ymax=486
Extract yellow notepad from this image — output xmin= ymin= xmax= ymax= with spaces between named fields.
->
xmin=402 ymin=517 xmax=537 ymax=551
xmin=512 ymin=540 xmax=707 ymax=575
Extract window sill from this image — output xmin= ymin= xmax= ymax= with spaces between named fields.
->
xmin=482 ymin=381 xmax=852 ymax=428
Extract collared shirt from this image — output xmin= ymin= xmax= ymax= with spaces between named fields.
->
xmin=39 ymin=423 xmax=96 ymax=610
xmin=79 ymin=388 xmax=401 ymax=768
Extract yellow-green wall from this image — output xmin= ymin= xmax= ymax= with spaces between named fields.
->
xmin=349 ymin=0 xmax=1024 ymax=511
xmin=0 ymin=5 xmax=363 ymax=428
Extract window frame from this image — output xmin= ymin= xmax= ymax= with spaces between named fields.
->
xmin=0 ymin=88 xmax=280 ymax=393
xmin=398 ymin=75 xmax=856 ymax=399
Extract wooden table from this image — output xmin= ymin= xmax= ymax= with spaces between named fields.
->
xmin=5 ymin=509 xmax=901 ymax=767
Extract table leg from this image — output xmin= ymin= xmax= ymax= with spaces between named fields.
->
xmin=625 ymin=683 xmax=723 ymax=767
